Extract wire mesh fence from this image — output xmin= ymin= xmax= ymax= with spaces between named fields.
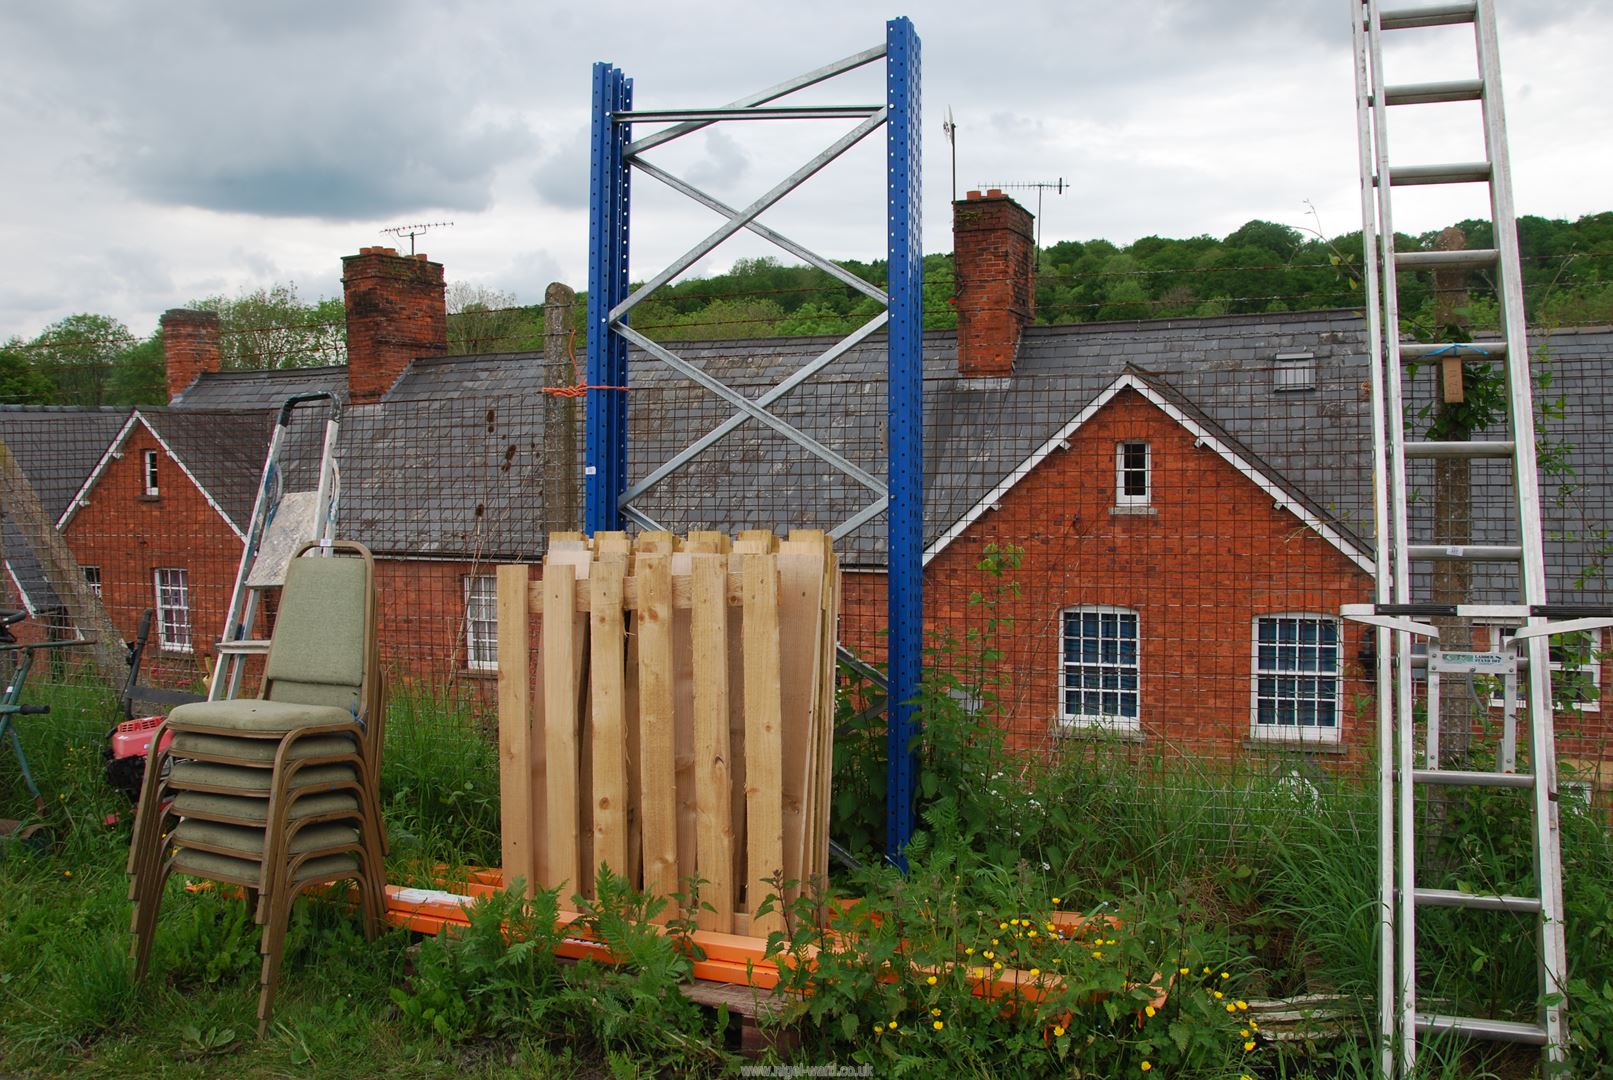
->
xmin=2 ymin=306 xmax=1610 ymax=869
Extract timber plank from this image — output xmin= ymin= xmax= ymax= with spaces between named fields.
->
xmin=590 ymin=559 xmax=628 ymax=879
xmin=542 ymin=562 xmax=581 ymax=895
xmin=691 ymin=554 xmax=734 ymax=932
xmin=496 ymin=564 xmax=536 ymax=897
xmin=636 ymin=553 xmax=679 ymax=913
xmin=742 ymin=553 xmax=785 ymax=937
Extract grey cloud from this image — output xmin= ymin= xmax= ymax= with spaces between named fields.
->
xmin=532 ymin=128 xmax=592 ymax=210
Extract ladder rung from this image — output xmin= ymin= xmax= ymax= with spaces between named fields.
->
xmin=1411 ymin=768 xmax=1535 ymax=789
xmin=1403 ymin=440 xmax=1515 ymax=459
xmin=1396 ymin=248 xmax=1498 ymax=271
xmin=1382 ymin=79 xmax=1484 ymax=106
xmin=1407 ymin=544 xmax=1521 ymax=562
xmin=1414 ymin=887 xmax=1541 ymax=914
xmin=1400 ymin=340 xmax=1507 ymax=362
xmin=1415 ymin=1013 xmax=1548 ymax=1046
xmin=1389 ymin=162 xmax=1492 ymax=186
xmin=1379 ymin=2 xmax=1477 ymax=31
xmin=215 ymin=639 xmax=272 ymax=655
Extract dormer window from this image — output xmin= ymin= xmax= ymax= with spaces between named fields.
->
xmin=1116 ymin=441 xmax=1150 ymax=507
xmin=142 ymin=450 xmax=159 ymax=497
xmin=1274 ymin=351 xmax=1316 ymax=392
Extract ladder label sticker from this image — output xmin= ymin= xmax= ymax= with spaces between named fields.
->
xmin=1429 ymin=649 xmax=1517 ymax=675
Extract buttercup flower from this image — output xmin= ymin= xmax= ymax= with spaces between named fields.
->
xmin=926 ymin=975 xmax=937 ymax=986
xmin=1053 ymin=1024 xmax=1066 ymax=1037
xmin=933 ymin=1020 xmax=944 ymax=1031
xmin=1140 ymin=1062 xmax=1152 ymax=1073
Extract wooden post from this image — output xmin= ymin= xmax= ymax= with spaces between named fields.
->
xmin=590 ymin=558 xmax=628 ymax=878
xmin=691 ymin=553 xmax=734 ymax=931
xmin=0 ymin=438 xmax=126 ymax=684
xmin=636 ymin=552 xmax=680 ymax=912
xmin=542 ymin=562 xmax=581 ymax=895
xmin=542 ymin=283 xmax=579 ymax=534
xmin=496 ymin=564 xmax=536 ymax=895
xmin=742 ymin=553 xmax=785 ymax=936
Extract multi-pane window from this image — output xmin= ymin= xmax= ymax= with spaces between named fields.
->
xmin=83 ymin=566 xmax=102 ymax=598
xmin=142 ymin=450 xmax=159 ymax=497
xmin=1061 ymin=606 xmax=1140 ymax=729
xmin=1252 ymin=615 xmax=1340 ymax=739
xmin=464 ymin=575 xmax=498 ymax=672
xmin=1115 ymin=441 xmax=1150 ymax=506
xmin=154 ymin=568 xmax=192 ymax=652
xmin=1494 ymin=627 xmax=1603 ymax=712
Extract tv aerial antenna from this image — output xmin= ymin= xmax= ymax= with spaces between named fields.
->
xmin=380 ymin=221 xmax=454 ymax=256
xmin=974 ymin=178 xmax=1065 ymax=250
xmin=942 ymin=106 xmax=957 ymax=204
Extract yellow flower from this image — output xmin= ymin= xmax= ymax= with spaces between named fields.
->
xmin=1054 ymin=1024 xmax=1066 ymax=1037
xmin=1010 ymin=918 xmax=1020 ymax=926
xmin=1092 ymin=950 xmax=1103 ymax=959
xmin=984 ymin=950 xmax=995 ymax=960
xmin=1241 ymin=1028 xmax=1250 ymax=1037
xmin=874 ymin=1023 xmax=883 ymax=1034
xmin=63 ymin=870 xmax=73 ymax=879
xmin=1029 ymin=968 xmax=1041 ymax=977
xmin=1052 ymin=896 xmax=1062 ymax=906
xmin=1202 ymin=967 xmax=1212 ymax=975
xmin=1221 ymin=971 xmax=1231 ymax=980
xmin=1236 ymin=1000 xmax=1248 ymax=1011
xmin=1028 ymin=930 xmax=1038 ymax=938
xmin=931 ymin=1008 xmax=941 ymax=1017
xmin=888 ymin=1021 xmax=898 ymax=1030
xmin=926 ymin=975 xmax=937 ymax=986
xmin=1145 ymin=1005 xmax=1157 ymax=1018
xmin=1140 ymin=1062 xmax=1152 ymax=1073
xmin=992 ymin=938 xmax=1000 ymax=946
xmin=1179 ymin=967 xmax=1190 ymax=975
xmin=1249 ymin=1021 xmax=1259 ymax=1031
xmin=999 ymin=922 xmax=1008 ymax=930
xmin=1053 ymin=958 xmax=1062 ymax=966
xmin=993 ymin=962 xmax=1003 ymax=971
xmin=1214 ymin=991 xmax=1224 ymax=1000
xmin=1046 ymin=922 xmax=1057 ymax=932
xmin=1244 ymin=1040 xmax=1256 ymax=1052
xmin=965 ymin=947 xmax=975 ymax=956
xmin=1106 ymin=939 xmax=1117 ymax=946
xmin=1226 ymin=1003 xmax=1237 ymax=1013
xmin=933 ymin=1020 xmax=944 ymax=1031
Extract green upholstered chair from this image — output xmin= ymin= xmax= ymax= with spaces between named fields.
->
xmin=126 ymin=541 xmax=387 ymax=1036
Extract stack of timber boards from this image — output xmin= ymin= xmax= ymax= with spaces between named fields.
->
xmin=497 ymin=530 xmax=840 ymax=935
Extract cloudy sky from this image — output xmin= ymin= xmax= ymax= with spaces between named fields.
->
xmin=2 ymin=0 xmax=1608 ymax=340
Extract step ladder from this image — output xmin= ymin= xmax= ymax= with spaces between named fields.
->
xmin=1345 ymin=1 xmax=1613 ymax=1074
xmin=211 ymin=393 xmax=342 ymax=701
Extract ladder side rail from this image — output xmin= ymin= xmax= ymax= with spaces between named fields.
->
xmin=1472 ymin=0 xmax=1569 ymax=1058
xmin=1362 ymin=4 xmax=1424 ymax=1071
xmin=210 ymin=419 xmax=292 ymax=702
xmin=313 ymin=413 xmax=342 ymax=548
xmin=1350 ymin=4 xmax=1398 ymax=1073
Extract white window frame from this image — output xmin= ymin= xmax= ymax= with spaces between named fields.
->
xmin=1059 ymin=605 xmax=1141 ymax=731
xmin=1491 ymin=626 xmax=1602 ymax=713
xmin=142 ymin=449 xmax=159 ymax=497
xmin=1250 ymin=613 xmax=1343 ymax=743
xmin=1115 ymin=441 xmax=1150 ymax=507
xmin=154 ymin=568 xmax=192 ymax=653
xmin=464 ymin=574 xmax=498 ymax=672
xmin=83 ymin=565 xmax=102 ymax=598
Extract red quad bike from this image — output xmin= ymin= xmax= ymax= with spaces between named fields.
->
xmin=103 ymin=609 xmax=204 ymax=820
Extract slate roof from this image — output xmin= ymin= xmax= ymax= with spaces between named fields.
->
xmin=0 ymin=407 xmax=129 ymax=612
xmin=9 ymin=311 xmax=1611 ymax=608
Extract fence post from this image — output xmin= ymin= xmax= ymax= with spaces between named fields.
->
xmin=543 ymin=282 xmax=580 ymax=534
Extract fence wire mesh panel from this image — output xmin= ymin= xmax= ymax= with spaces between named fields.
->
xmin=2 ymin=294 xmax=1610 ymax=882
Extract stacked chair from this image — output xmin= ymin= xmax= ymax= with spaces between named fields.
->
xmin=126 ymin=540 xmax=388 ymax=1035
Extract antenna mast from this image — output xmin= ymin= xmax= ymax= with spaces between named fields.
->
xmin=942 ymin=107 xmax=957 ymax=203
xmin=380 ymin=221 xmax=454 ymax=256
xmin=974 ymin=178 xmax=1066 ymax=250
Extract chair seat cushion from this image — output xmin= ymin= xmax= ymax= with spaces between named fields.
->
xmin=166 ymin=699 xmax=356 ymax=735
xmin=169 ymin=731 xmax=357 ymax=765
xmin=173 ymin=819 xmax=361 ymax=859
xmin=171 ymin=789 xmax=361 ymax=825
xmin=171 ymin=847 xmax=360 ymax=887
xmin=169 ymin=760 xmax=358 ymax=796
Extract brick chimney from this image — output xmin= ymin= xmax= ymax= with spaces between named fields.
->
xmin=953 ymin=189 xmax=1035 ymax=379
xmin=342 ymin=246 xmax=447 ymax=405
xmin=160 ymin=308 xmax=221 ymax=403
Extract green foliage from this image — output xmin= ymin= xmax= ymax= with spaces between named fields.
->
xmin=446 ymin=282 xmax=542 ymax=356
xmin=106 ymin=331 xmax=167 ymax=405
xmin=189 ymin=283 xmax=346 ymax=369
xmin=19 ymin=312 xmax=135 ymax=406
xmin=0 ymin=339 xmax=55 ymax=403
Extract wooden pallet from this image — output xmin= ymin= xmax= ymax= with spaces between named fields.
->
xmin=497 ymin=530 xmax=840 ymax=932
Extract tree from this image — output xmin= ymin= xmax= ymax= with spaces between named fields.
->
xmin=107 ymin=331 xmax=167 ymax=406
xmin=446 ymin=283 xmax=540 ymax=356
xmin=0 ymin=338 xmax=55 ymax=404
xmin=190 ymin=284 xmax=346 ymax=370
xmin=24 ymin=313 xmax=135 ymax=407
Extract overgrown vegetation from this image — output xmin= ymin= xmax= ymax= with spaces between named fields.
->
xmin=2 ymin=552 xmax=1611 ymax=1075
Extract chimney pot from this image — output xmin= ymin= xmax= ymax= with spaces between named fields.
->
xmin=341 ymin=247 xmax=448 ymax=405
xmin=160 ymin=308 xmax=222 ymax=403
xmin=952 ymin=192 xmax=1035 ymax=379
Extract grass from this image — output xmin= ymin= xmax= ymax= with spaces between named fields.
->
xmin=2 ymin=670 xmax=1611 ymax=1076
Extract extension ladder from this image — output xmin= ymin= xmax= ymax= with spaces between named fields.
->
xmin=1345 ymin=1 xmax=1613 ymax=1073
xmin=211 ymin=393 xmax=342 ymax=701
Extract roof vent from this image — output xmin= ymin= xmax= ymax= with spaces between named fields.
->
xmin=1273 ymin=351 xmax=1316 ymax=392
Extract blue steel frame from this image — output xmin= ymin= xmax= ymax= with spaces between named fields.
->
xmin=884 ymin=16 xmax=922 ymax=866
xmin=584 ymin=18 xmax=924 ymax=863
xmin=585 ymin=62 xmax=632 ymax=533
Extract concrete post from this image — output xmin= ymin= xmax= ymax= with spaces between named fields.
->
xmin=542 ymin=283 xmax=580 ymax=537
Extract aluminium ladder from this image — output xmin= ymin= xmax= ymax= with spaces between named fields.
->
xmin=1347 ymin=1 xmax=1612 ymax=1074
xmin=211 ymin=393 xmax=342 ymax=701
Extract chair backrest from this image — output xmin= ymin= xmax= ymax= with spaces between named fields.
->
xmin=262 ymin=542 xmax=377 ymax=718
